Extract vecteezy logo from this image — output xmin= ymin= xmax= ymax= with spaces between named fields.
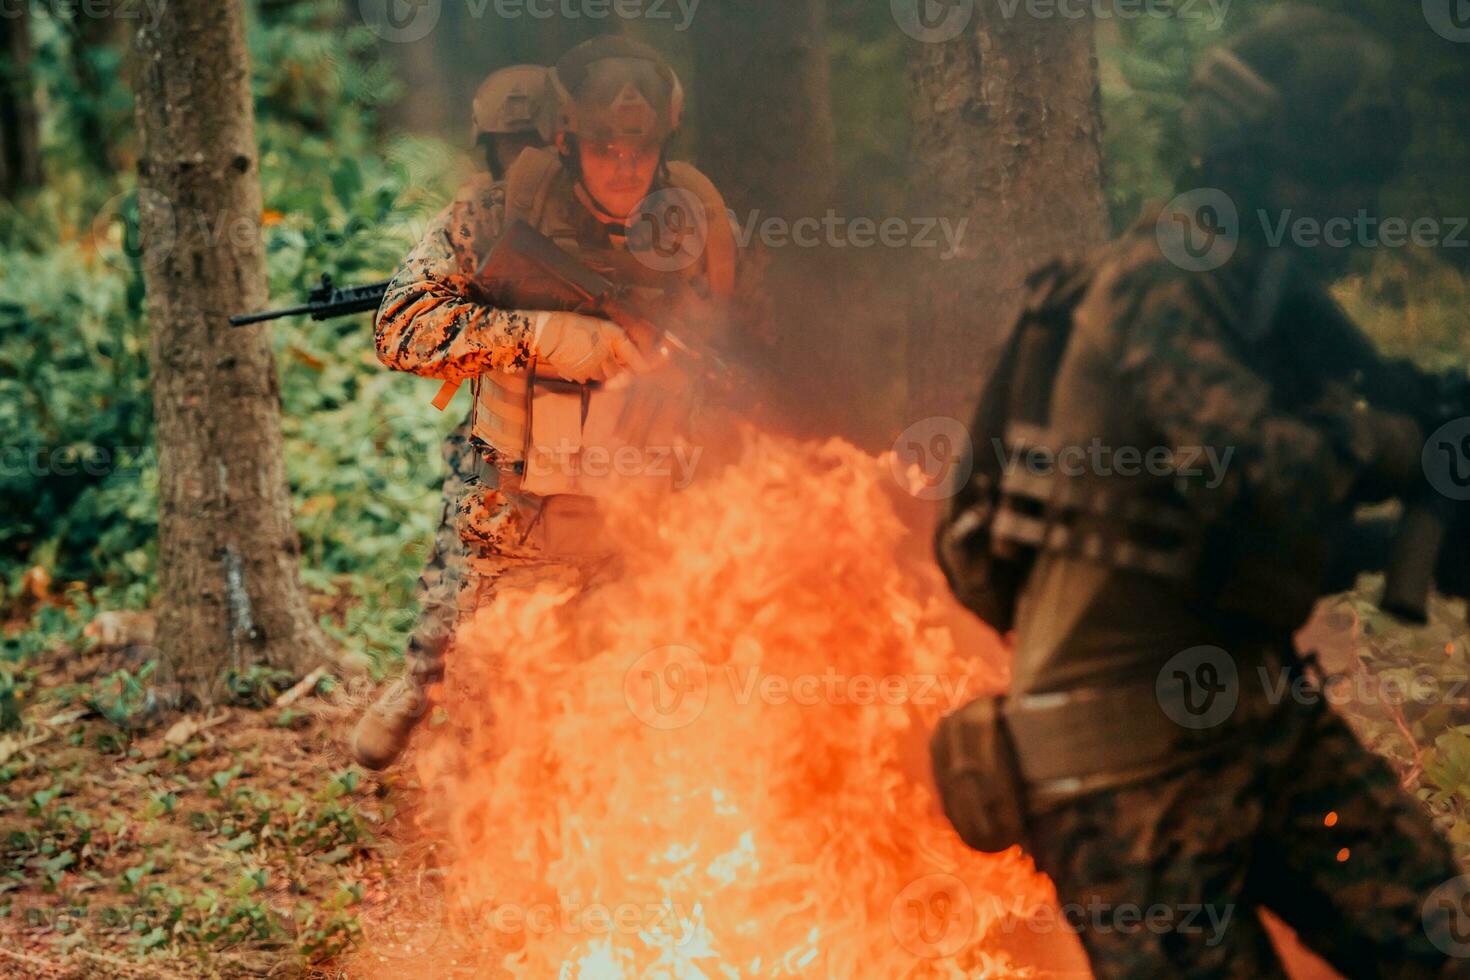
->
xmin=91 ymin=188 xmax=177 ymax=273
xmin=623 ymin=645 xmax=709 ymax=730
xmin=1424 ymin=0 xmax=1470 ymax=42
xmin=1156 ymin=645 xmax=1238 ymax=730
xmin=628 ymin=188 xmax=709 ymax=274
xmin=891 ymin=417 xmax=974 ymax=500
xmin=1156 ymin=189 xmax=1239 ymax=272
xmin=1424 ymin=418 xmax=1470 ymax=501
xmin=890 ymin=873 xmax=975 ymax=959
xmin=891 ymin=0 xmax=975 ymax=43
xmin=358 ymin=0 xmax=442 ymax=43
xmin=1425 ymin=875 xmax=1470 ymax=956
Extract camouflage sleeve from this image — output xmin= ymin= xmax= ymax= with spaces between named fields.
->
xmin=375 ymin=181 xmax=536 ymax=381
xmin=1116 ymin=274 xmax=1360 ymax=525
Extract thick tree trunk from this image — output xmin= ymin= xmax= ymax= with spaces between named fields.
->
xmin=691 ymin=0 xmax=836 ymax=217
xmin=905 ymin=9 xmax=1108 ymax=426
xmin=0 ymin=5 xmax=44 ymax=198
xmin=134 ymin=0 xmax=329 ymax=704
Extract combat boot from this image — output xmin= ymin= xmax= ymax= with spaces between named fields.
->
xmin=350 ymin=675 xmax=430 ymax=770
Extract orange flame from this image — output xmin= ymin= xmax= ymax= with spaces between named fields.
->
xmin=360 ymin=427 xmax=1064 ymax=977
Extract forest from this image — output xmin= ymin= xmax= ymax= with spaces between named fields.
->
xmin=2 ymin=0 xmax=1470 ymax=977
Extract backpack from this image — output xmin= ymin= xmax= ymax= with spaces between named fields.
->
xmin=934 ymin=259 xmax=1092 ymax=633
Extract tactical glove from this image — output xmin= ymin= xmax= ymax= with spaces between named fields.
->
xmin=529 ymin=310 xmax=649 ymax=383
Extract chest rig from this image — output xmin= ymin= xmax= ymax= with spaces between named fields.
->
xmin=939 ymin=258 xmax=1199 ymax=634
xmin=938 ymin=231 xmax=1358 ymax=637
xmin=471 ymin=147 xmax=733 ymax=499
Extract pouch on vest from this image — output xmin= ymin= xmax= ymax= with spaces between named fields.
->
xmin=929 ymin=695 xmax=1028 ymax=853
xmin=519 ymin=363 xmax=695 ymax=498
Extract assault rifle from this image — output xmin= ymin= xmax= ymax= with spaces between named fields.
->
xmin=425 ymin=220 xmax=733 ymax=410
xmin=478 ymin=219 xmax=720 ymax=369
xmin=229 ymin=274 xmax=390 ymax=327
xmin=1270 ymin=269 xmax=1470 ymax=624
xmin=1297 ymin=287 xmax=1470 ymax=624
xmin=229 ymin=223 xmax=736 ymax=414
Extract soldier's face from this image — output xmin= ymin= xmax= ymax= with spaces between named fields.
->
xmin=577 ymin=138 xmax=661 ymax=218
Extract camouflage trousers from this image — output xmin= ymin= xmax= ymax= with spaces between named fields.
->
xmin=1024 ymin=690 xmax=1470 ymax=979
xmin=453 ymin=555 xmax=591 ymax=621
xmin=407 ymin=419 xmax=609 ymax=682
xmin=404 ymin=416 xmax=476 ymax=686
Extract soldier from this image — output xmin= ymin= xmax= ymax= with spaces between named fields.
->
xmin=932 ymin=8 xmax=1470 ymax=976
xmin=352 ymin=37 xmax=736 ymax=770
xmin=473 ymin=64 xmax=556 ymax=180
xmin=350 ymin=64 xmax=555 ymax=770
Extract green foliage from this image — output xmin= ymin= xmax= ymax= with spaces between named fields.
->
xmin=1338 ymin=248 xmax=1470 ymax=375
xmin=828 ymin=2 xmax=911 ymax=214
xmin=24 ymin=11 xmax=136 ymax=179
xmin=1 ymin=0 xmax=458 ymax=674
xmin=1098 ymin=16 xmax=1220 ymax=230
xmin=0 ymin=204 xmax=156 ymax=586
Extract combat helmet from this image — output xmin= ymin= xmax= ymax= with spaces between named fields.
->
xmin=1183 ymin=6 xmax=1410 ymax=189
xmin=550 ymin=36 xmax=684 ymax=147
xmin=472 ymin=64 xmax=557 ymax=147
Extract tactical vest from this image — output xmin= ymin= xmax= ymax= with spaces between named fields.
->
xmin=937 ymin=242 xmax=1335 ymax=637
xmin=936 ymin=259 xmax=1197 ymax=634
xmin=471 ymin=147 xmax=735 ymax=498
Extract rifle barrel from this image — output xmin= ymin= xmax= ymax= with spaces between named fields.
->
xmin=229 ymin=281 xmax=391 ymax=327
xmin=230 ymin=304 xmax=315 ymax=327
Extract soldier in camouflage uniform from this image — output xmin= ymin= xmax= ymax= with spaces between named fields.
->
xmin=934 ymin=8 xmax=1470 ymax=976
xmin=351 ymin=65 xmax=556 ymax=770
xmin=352 ymin=37 xmax=736 ymax=770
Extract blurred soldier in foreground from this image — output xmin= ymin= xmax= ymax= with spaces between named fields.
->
xmin=933 ymin=8 xmax=1470 ymax=975
xmin=353 ymin=38 xmax=735 ymax=769
xmin=351 ymin=64 xmax=555 ymax=769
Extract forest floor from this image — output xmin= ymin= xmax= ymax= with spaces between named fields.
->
xmin=0 ymin=609 xmax=436 ymax=979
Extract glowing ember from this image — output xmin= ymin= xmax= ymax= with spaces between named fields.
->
xmin=359 ymin=427 xmax=1060 ymax=977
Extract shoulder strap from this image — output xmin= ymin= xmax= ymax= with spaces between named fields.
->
xmin=1007 ymin=259 xmax=1089 ymax=428
xmin=665 ymin=160 xmax=736 ymax=300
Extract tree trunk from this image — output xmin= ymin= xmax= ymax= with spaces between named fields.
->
xmin=134 ymin=0 xmax=329 ymax=704
xmin=691 ymin=0 xmax=836 ymax=217
xmin=905 ymin=9 xmax=1108 ymax=426
xmin=0 ymin=4 xmax=44 ymax=198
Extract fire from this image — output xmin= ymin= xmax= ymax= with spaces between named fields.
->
xmin=360 ymin=426 xmax=1062 ymax=977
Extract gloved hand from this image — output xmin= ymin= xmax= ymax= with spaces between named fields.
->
xmin=528 ymin=311 xmax=649 ymax=383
